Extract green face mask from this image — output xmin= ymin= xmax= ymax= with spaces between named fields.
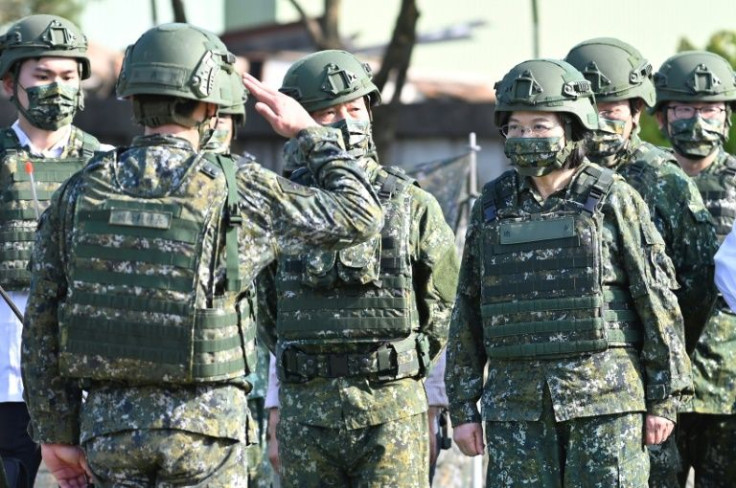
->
xmin=586 ymin=117 xmax=628 ymax=167
xmin=329 ymin=118 xmax=377 ymax=160
xmin=201 ymin=128 xmax=230 ymax=153
xmin=669 ymin=116 xmax=724 ymax=159
xmin=16 ymin=81 xmax=81 ymax=130
xmin=504 ymin=136 xmax=575 ymax=176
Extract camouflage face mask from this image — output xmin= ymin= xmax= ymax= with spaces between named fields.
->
xmin=669 ymin=116 xmax=725 ymax=159
xmin=329 ymin=118 xmax=377 ymax=160
xmin=16 ymin=81 xmax=81 ymax=130
xmin=201 ymin=127 xmax=230 ymax=154
xmin=586 ymin=117 xmax=628 ymax=168
xmin=504 ymin=136 xmax=575 ymax=177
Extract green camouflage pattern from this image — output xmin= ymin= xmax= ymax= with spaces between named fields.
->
xmin=21 ymin=125 xmax=384 ymax=447
xmin=276 ymin=412 xmax=428 ymax=487
xmin=669 ymin=116 xmax=725 ymax=160
xmin=0 ymin=126 xmax=100 ymax=289
xmin=688 ymin=147 xmax=736 ymax=415
xmin=446 ymin=162 xmax=692 ymax=429
xmin=19 ymin=82 xmax=82 ymax=131
xmin=677 ymin=413 xmax=736 ymax=487
xmin=586 ymin=117 xmax=628 ymax=165
xmin=83 ymin=430 xmax=246 ymax=487
xmin=503 ymin=136 xmax=576 ymax=177
xmin=484 ymin=389 xmax=649 ymax=487
xmin=257 ymin=157 xmax=458 ymax=431
xmin=610 ymin=135 xmax=717 ymax=354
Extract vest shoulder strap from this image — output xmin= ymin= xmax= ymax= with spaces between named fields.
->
xmin=578 ymin=165 xmax=616 ymax=214
xmin=376 ymin=166 xmax=415 ymax=200
xmin=482 ymin=170 xmax=517 ymax=222
xmin=203 ymin=152 xmax=242 ymax=292
xmin=0 ymin=128 xmax=22 ymax=157
xmin=76 ymin=130 xmax=101 ymax=159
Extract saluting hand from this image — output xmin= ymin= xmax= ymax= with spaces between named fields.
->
xmin=242 ymin=72 xmax=319 ymax=139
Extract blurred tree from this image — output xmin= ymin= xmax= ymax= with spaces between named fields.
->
xmin=288 ymin=0 xmax=342 ymax=50
xmin=0 ymin=0 xmax=84 ymax=25
xmin=288 ymin=0 xmax=420 ymax=161
xmin=640 ymin=29 xmax=736 ymax=153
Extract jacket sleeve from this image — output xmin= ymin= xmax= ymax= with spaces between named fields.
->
xmin=255 ymin=262 xmax=279 ymax=355
xmin=411 ymin=189 xmax=459 ymax=363
xmin=650 ymin=166 xmax=717 ymax=352
xmin=21 ymin=180 xmax=83 ymax=445
xmin=445 ymin=200 xmax=486 ymax=426
xmin=237 ymin=126 xmax=384 ymax=258
xmin=606 ymin=181 xmax=693 ymax=421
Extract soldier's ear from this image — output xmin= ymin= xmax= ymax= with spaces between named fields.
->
xmin=2 ymin=74 xmax=14 ymax=98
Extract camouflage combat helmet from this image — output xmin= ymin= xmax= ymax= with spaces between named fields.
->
xmin=652 ymin=50 xmax=736 ymax=112
xmin=494 ymin=58 xmax=598 ymax=133
xmin=219 ymin=70 xmax=247 ymax=124
xmin=0 ymin=14 xmax=90 ymax=80
xmin=116 ymin=23 xmax=234 ymax=106
xmin=279 ymin=50 xmax=381 ymax=112
xmin=565 ymin=37 xmax=655 ymax=107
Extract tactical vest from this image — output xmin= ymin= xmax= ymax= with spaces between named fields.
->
xmin=275 ymin=166 xmax=427 ymax=382
xmin=0 ymin=128 xmax=99 ymax=289
xmin=479 ymin=165 xmax=643 ymax=360
xmin=57 ymin=151 xmax=255 ymax=385
xmin=693 ymin=152 xmax=736 ymax=241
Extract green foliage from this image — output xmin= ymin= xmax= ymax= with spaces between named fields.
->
xmin=0 ymin=0 xmax=84 ymax=26
xmin=641 ymin=30 xmax=736 ymax=154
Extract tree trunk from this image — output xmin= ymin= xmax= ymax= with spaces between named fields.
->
xmin=171 ymin=0 xmax=187 ymax=23
xmin=373 ymin=0 xmax=419 ymax=163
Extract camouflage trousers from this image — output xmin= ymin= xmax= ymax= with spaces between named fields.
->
xmin=277 ymin=412 xmax=428 ymax=488
xmin=677 ymin=412 xmax=736 ymax=488
xmin=485 ymin=388 xmax=648 ymax=487
xmin=647 ymin=432 xmax=681 ymax=488
xmin=83 ymin=430 xmax=247 ymax=487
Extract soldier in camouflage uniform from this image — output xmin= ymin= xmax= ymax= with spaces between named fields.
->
xmin=201 ymin=71 xmax=277 ymax=488
xmin=21 ymin=24 xmax=384 ymax=488
xmin=256 ymin=50 xmax=459 ymax=488
xmin=652 ymin=50 xmax=736 ymax=488
xmin=445 ymin=58 xmax=693 ymax=487
xmin=565 ymin=39 xmax=718 ymax=488
xmin=0 ymin=14 xmax=109 ymax=488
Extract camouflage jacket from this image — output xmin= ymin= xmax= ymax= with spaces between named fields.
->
xmin=612 ymin=135 xmax=717 ymax=354
xmin=688 ymin=147 xmax=736 ymax=414
xmin=21 ymin=127 xmax=384 ymax=445
xmin=446 ymin=162 xmax=692 ymax=427
xmin=256 ymin=158 xmax=459 ymax=430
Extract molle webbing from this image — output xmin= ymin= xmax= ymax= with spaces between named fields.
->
xmin=480 ymin=165 xmax=642 ymax=359
xmin=0 ymin=129 xmax=96 ymax=288
xmin=275 ymin=166 xmax=416 ymax=343
xmin=58 ymin=154 xmax=250 ymax=384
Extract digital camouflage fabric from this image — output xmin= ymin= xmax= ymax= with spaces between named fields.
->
xmin=609 ymin=134 xmax=717 ymax=354
xmin=257 ymin=156 xmax=458 ymax=487
xmin=21 ymin=127 xmax=383 ymax=449
xmin=0 ymin=128 xmax=100 ymax=289
xmin=446 ymin=161 xmax=693 ymax=484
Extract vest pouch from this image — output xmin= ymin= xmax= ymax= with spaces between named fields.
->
xmin=302 ymin=249 xmax=337 ymax=288
xmin=337 ymin=235 xmax=381 ymax=285
xmin=192 ymin=306 xmax=248 ymax=381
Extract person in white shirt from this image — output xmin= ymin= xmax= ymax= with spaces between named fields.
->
xmin=0 ymin=14 xmax=109 ymax=487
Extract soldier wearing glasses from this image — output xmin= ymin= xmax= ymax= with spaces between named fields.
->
xmin=653 ymin=50 xmax=736 ymax=487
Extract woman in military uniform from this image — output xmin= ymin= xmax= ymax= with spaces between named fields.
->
xmin=445 ymin=58 xmax=692 ymax=486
